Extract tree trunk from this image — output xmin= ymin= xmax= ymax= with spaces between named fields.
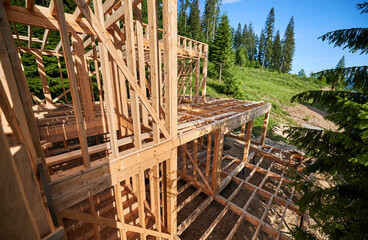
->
xmin=219 ymin=63 xmax=222 ymax=83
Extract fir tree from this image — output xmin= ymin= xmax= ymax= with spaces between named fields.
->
xmin=271 ymin=30 xmax=282 ymax=70
xmin=235 ymin=46 xmax=247 ymax=67
xmin=246 ymin=22 xmax=258 ymax=61
xmin=178 ymin=0 xmax=189 ymax=36
xmin=287 ymin=3 xmax=368 ymax=239
xmin=297 ymin=69 xmax=306 ymax=78
xmin=233 ymin=23 xmax=242 ymax=49
xmin=262 ymin=7 xmax=275 ymax=68
xmin=202 ymin=0 xmax=221 ymax=42
xmin=188 ymin=0 xmax=202 ymax=40
xmin=280 ymin=16 xmax=295 ymax=73
xmin=258 ymin=28 xmax=265 ymax=65
xmin=211 ymin=14 xmax=233 ymax=83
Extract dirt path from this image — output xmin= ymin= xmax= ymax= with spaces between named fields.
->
xmin=285 ymin=104 xmax=338 ymax=131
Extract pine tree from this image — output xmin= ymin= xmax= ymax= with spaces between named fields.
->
xmin=297 ymin=69 xmax=306 ymax=78
xmin=262 ymin=7 xmax=275 ymax=68
xmin=257 ymin=28 xmax=265 ymax=65
xmin=211 ymin=14 xmax=233 ymax=83
xmin=247 ymin=22 xmax=257 ymax=61
xmin=271 ymin=30 xmax=282 ymax=70
xmin=287 ymin=3 xmax=368 ymax=239
xmin=321 ymin=56 xmax=346 ymax=90
xmin=178 ymin=0 xmax=189 ymax=36
xmin=233 ymin=23 xmax=242 ymax=49
xmin=280 ymin=16 xmax=295 ymax=73
xmin=202 ymin=0 xmax=221 ymax=42
xmin=188 ymin=0 xmax=202 ymax=40
xmin=241 ymin=23 xmax=248 ymax=49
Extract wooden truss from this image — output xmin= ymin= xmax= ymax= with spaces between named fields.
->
xmin=0 ymin=0 xmax=311 ymax=239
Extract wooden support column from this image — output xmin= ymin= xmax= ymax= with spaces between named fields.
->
xmin=72 ymin=32 xmax=95 ymax=121
xmin=194 ymin=56 xmax=200 ymax=103
xmin=92 ymin=0 xmax=119 ymax=156
xmin=147 ymin=0 xmax=160 ymax=142
xmin=124 ymin=0 xmax=141 ymax=149
xmin=212 ymin=129 xmax=225 ymax=193
xmin=34 ymin=50 xmax=53 ymax=105
xmin=133 ymin=172 xmax=146 ymax=239
xmin=242 ymin=121 xmax=253 ymax=162
xmin=54 ymin=0 xmax=90 ymax=167
xmin=260 ymin=112 xmax=270 ymax=146
xmin=163 ymin=0 xmax=178 ymax=234
xmin=135 ymin=2 xmax=148 ymax=128
xmin=201 ymin=45 xmax=208 ymax=102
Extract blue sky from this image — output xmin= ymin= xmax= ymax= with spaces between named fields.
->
xmin=198 ymin=0 xmax=368 ymax=75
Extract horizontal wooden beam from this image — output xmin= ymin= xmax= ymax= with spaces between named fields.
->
xmin=5 ymin=4 xmax=95 ymax=35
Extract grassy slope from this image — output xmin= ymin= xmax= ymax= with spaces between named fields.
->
xmin=206 ymin=66 xmax=322 ymax=140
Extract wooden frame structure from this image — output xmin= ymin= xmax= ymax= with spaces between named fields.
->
xmin=0 ymin=0 xmax=310 ymax=239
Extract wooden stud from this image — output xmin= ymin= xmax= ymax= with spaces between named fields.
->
xmin=260 ymin=112 xmax=270 ymax=145
xmin=242 ymin=121 xmax=253 ymax=162
xmin=54 ymin=0 xmax=90 ymax=167
xmin=71 ymin=32 xmax=95 ymax=121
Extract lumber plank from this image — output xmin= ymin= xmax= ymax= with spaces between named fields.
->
xmin=54 ymin=0 xmax=90 ymax=167
xmin=0 ymin=127 xmax=40 ymax=240
xmin=11 ymin=145 xmax=54 ymax=237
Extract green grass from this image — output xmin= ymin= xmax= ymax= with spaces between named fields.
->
xmin=206 ymin=66 xmax=322 ymax=141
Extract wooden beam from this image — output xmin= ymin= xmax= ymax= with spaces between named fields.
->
xmin=93 ymin=0 xmax=119 ymax=157
xmin=0 ymin=0 xmax=50 ymax=182
xmin=11 ymin=145 xmax=54 ymax=237
xmin=260 ymin=112 xmax=270 ymax=145
xmin=0 ymin=127 xmax=40 ymax=240
xmin=60 ymin=209 xmax=171 ymax=238
xmin=124 ymin=0 xmax=141 ymax=149
xmin=147 ymin=0 xmax=160 ymax=142
xmin=41 ymin=29 xmax=50 ymax=50
xmin=242 ymin=121 xmax=253 ymax=162
xmin=71 ymin=32 xmax=95 ymax=121
xmin=53 ymin=0 xmax=90 ymax=167
xmin=135 ymin=2 xmax=148 ymax=127
xmin=34 ymin=50 xmax=53 ymax=105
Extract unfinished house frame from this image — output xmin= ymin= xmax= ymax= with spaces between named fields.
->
xmin=0 ymin=0 xmax=311 ymax=239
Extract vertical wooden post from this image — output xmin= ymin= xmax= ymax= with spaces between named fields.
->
xmin=242 ymin=121 xmax=253 ymax=162
xmin=194 ymin=56 xmax=200 ymax=103
xmin=211 ymin=129 xmax=225 ymax=193
xmin=54 ymin=0 xmax=90 ymax=167
xmin=205 ymin=133 xmax=212 ymax=181
xmin=93 ymin=0 xmax=119 ymax=157
xmin=147 ymin=0 xmax=160 ymax=142
xmin=124 ymin=0 xmax=141 ymax=149
xmin=193 ymin=139 xmax=198 ymax=180
xmin=201 ymin=45 xmax=208 ymax=102
xmin=260 ymin=112 xmax=270 ymax=146
xmin=163 ymin=0 xmax=178 ymax=235
xmin=135 ymin=2 xmax=148 ymax=127
xmin=71 ymin=32 xmax=95 ymax=121
xmin=114 ymin=183 xmax=127 ymax=240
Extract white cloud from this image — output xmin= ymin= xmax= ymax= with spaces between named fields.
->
xmin=222 ymin=0 xmax=241 ymax=4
